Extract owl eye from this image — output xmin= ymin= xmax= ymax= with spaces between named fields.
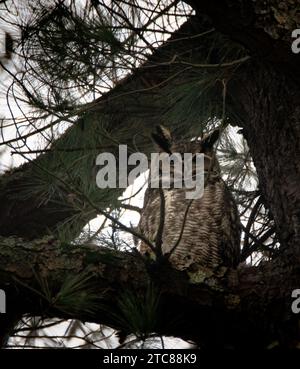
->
xmin=202 ymin=129 xmax=220 ymax=149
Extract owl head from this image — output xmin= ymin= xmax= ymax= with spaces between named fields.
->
xmin=151 ymin=125 xmax=220 ymax=172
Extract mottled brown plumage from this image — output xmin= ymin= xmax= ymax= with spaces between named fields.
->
xmin=138 ymin=126 xmax=240 ymax=270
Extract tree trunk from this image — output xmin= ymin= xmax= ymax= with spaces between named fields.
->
xmin=230 ymin=62 xmax=300 ymax=252
xmin=187 ymin=0 xmax=300 ymax=253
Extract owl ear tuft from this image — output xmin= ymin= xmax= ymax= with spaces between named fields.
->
xmin=151 ymin=125 xmax=173 ymax=154
xmin=202 ymin=129 xmax=220 ymax=149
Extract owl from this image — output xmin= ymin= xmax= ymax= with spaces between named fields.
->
xmin=138 ymin=125 xmax=240 ymax=271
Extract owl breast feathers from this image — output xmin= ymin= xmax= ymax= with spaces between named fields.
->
xmin=138 ymin=126 xmax=240 ymax=270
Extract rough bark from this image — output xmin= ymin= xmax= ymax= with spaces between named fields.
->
xmin=0 ymin=235 xmax=299 ymax=348
xmin=229 ymin=63 xmax=300 ymax=252
xmin=187 ymin=0 xmax=300 ymax=253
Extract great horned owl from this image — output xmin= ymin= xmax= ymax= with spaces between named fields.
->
xmin=138 ymin=126 xmax=240 ymax=271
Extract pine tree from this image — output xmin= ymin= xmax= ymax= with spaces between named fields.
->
xmin=0 ymin=0 xmax=299 ymax=348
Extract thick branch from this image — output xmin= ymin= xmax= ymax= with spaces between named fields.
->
xmin=0 ymin=236 xmax=299 ymax=347
xmin=0 ymin=17 xmax=212 ymax=240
